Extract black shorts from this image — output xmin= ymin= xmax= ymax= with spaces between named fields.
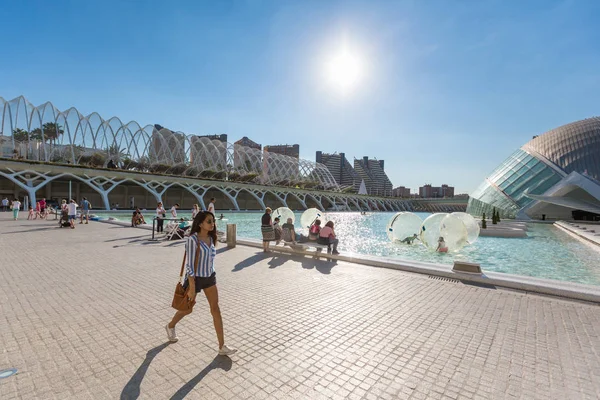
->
xmin=183 ymin=272 xmax=216 ymax=293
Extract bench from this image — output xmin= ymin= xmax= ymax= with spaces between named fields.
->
xmin=273 ymin=241 xmax=333 ymax=260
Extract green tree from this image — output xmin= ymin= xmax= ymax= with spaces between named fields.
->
xmin=492 ymin=208 xmax=498 ymax=224
xmin=12 ymin=128 xmax=29 ymax=142
xmin=42 ymin=122 xmax=64 ymax=144
xmin=482 ymin=213 xmax=487 ymax=229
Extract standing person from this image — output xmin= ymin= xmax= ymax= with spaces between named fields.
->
xmin=318 ymin=221 xmax=340 ymax=255
xmin=11 ymin=198 xmax=21 ymax=220
xmin=39 ymin=198 xmax=47 ymax=218
xmin=129 ymin=196 xmax=135 ymax=209
xmin=165 ymin=211 xmax=237 ymax=356
xmin=156 ymin=202 xmax=166 ymax=233
xmin=260 ymin=207 xmax=274 ymax=252
xmin=67 ymin=199 xmax=78 ymax=229
xmin=80 ymin=197 xmax=92 ymax=224
xmin=273 ymin=217 xmax=283 ymax=244
xmin=2 ymin=197 xmax=8 ymax=212
xmin=170 ymin=203 xmax=179 ymax=219
xmin=207 ymin=197 xmax=216 ymax=215
xmin=191 ymin=204 xmax=200 ymax=219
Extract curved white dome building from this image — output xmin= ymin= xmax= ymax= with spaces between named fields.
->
xmin=468 ymin=117 xmax=600 ymax=220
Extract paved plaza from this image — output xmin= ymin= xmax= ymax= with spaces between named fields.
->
xmin=0 ymin=213 xmax=599 ymax=399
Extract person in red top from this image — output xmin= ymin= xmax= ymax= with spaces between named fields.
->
xmin=317 ymin=221 xmax=340 ymax=255
xmin=308 ymin=219 xmax=321 ymax=241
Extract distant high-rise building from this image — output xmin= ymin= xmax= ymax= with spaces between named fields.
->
xmin=353 ymin=156 xmax=393 ymax=196
xmin=189 ymin=134 xmax=228 ymax=169
xmin=392 ymin=186 xmax=411 ymax=197
xmin=316 ymin=151 xmax=360 ymax=190
xmin=152 ymin=124 xmax=186 ymax=164
xmin=233 ymin=136 xmax=262 ymax=173
xmin=264 ymin=144 xmax=300 ymax=181
xmin=419 ymin=184 xmax=455 ymax=198
xmin=264 ymin=144 xmax=299 ymax=158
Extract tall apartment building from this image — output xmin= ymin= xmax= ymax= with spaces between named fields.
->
xmin=152 ymin=124 xmax=186 ymax=164
xmin=353 ymin=156 xmax=393 ymax=196
xmin=264 ymin=144 xmax=299 ymax=158
xmin=419 ymin=184 xmax=455 ymax=198
xmin=233 ymin=136 xmax=262 ymax=172
xmin=264 ymin=144 xmax=300 ymax=180
xmin=315 ymin=151 xmax=360 ymax=190
xmin=392 ymin=186 xmax=411 ymax=197
xmin=189 ymin=134 xmax=228 ymax=168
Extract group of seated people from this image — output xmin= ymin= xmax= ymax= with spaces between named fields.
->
xmin=273 ymin=217 xmax=340 ymax=255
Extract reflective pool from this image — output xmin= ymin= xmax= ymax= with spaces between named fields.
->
xmin=95 ymin=211 xmax=600 ymax=286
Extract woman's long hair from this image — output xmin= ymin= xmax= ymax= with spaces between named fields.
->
xmin=190 ymin=211 xmax=218 ymax=245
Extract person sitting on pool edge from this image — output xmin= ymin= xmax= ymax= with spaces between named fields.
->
xmin=308 ymin=219 xmax=321 ymax=241
xmin=400 ymin=234 xmax=419 ymax=244
xmin=436 ymin=236 xmax=448 ymax=253
xmin=318 ymin=221 xmax=340 ymax=255
xmin=282 ymin=218 xmax=300 ymax=244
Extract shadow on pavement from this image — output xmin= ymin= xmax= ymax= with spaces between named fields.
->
xmin=120 ymin=342 xmax=172 ymax=400
xmin=296 ymin=255 xmax=337 ymax=274
xmin=232 ymin=252 xmax=270 ymax=272
xmin=169 ymin=355 xmax=233 ymax=400
xmin=1 ymin=226 xmax=58 ymax=234
xmin=267 ymin=255 xmax=289 ymax=269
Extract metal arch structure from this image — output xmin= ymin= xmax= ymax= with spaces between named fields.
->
xmin=0 ymin=159 xmax=468 ymax=213
xmin=1 ymin=95 xmax=339 ymax=190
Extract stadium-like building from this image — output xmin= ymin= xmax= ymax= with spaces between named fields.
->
xmin=468 ymin=117 xmax=600 ymax=220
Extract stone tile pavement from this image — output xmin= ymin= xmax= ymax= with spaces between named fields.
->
xmin=0 ymin=213 xmax=599 ymax=399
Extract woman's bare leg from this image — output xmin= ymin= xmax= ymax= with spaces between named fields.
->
xmin=203 ymin=285 xmax=224 ymax=348
xmin=168 ymin=309 xmax=192 ymax=328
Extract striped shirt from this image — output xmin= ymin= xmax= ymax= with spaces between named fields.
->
xmin=185 ymin=234 xmax=216 ymax=277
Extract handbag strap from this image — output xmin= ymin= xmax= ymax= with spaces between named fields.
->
xmin=178 ymin=234 xmax=202 ymax=278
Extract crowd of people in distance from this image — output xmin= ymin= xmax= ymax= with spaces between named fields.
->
xmin=260 ymin=207 xmax=341 ymax=255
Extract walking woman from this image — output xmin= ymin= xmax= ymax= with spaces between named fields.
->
xmin=156 ymin=202 xmax=166 ymax=233
xmin=260 ymin=207 xmax=275 ymax=252
xmin=11 ymin=198 xmax=21 ymax=221
xmin=165 ymin=211 xmax=237 ymax=356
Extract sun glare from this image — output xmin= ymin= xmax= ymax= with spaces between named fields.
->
xmin=326 ymin=49 xmax=362 ymax=94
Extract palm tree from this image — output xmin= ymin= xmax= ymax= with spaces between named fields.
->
xmin=42 ymin=122 xmax=64 ymax=144
xmin=12 ymin=128 xmax=29 ymax=142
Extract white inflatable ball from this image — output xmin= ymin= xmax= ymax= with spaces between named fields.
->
xmin=439 ymin=214 xmax=469 ymax=252
xmin=273 ymin=207 xmax=295 ymax=224
xmin=450 ymin=212 xmax=480 ymax=244
xmin=419 ymin=213 xmax=449 ymax=251
xmin=386 ymin=212 xmax=422 ymax=243
xmin=300 ymin=208 xmax=326 ymax=230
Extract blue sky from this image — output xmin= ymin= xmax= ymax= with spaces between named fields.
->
xmin=1 ymin=0 xmax=599 ymax=193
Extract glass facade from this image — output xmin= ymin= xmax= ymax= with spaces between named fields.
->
xmin=468 ymin=117 xmax=600 ymax=218
xmin=468 ymin=149 xmax=564 ymax=218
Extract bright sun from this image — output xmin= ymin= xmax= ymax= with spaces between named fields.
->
xmin=326 ymin=49 xmax=362 ymax=93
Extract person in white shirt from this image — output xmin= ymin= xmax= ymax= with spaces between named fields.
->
xmin=67 ymin=199 xmax=78 ymax=229
xmin=170 ymin=203 xmax=179 ymax=218
xmin=207 ymin=197 xmax=215 ymax=214
xmin=11 ymin=199 xmax=21 ymax=220
xmin=156 ymin=202 xmax=166 ymax=233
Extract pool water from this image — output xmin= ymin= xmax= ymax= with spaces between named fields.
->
xmin=95 ymin=211 xmax=600 ymax=286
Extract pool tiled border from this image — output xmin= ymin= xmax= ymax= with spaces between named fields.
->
xmin=238 ymin=238 xmax=600 ymax=304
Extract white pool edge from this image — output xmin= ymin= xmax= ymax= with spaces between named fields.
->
xmin=95 ymin=218 xmax=600 ymax=303
xmin=237 ymin=238 xmax=600 ymax=304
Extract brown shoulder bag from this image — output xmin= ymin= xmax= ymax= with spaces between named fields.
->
xmin=171 ymin=236 xmax=201 ymax=311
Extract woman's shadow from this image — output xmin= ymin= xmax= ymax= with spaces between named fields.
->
xmin=120 ymin=343 xmax=232 ymax=400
